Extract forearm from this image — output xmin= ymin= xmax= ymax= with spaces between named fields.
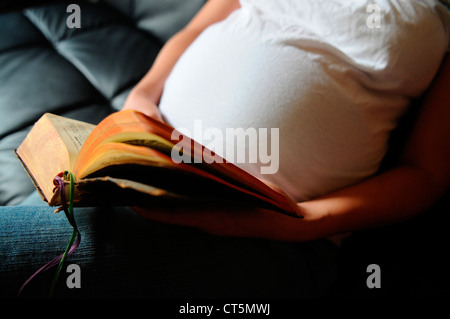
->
xmin=124 ymin=0 xmax=241 ymax=108
xmin=297 ymin=164 xmax=447 ymax=240
xmin=296 ymin=55 xmax=450 ymax=240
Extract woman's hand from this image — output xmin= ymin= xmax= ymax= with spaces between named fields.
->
xmin=122 ymin=90 xmax=164 ymax=122
xmin=122 ymin=89 xmax=164 ymax=122
xmin=131 ymin=202 xmax=327 ymax=242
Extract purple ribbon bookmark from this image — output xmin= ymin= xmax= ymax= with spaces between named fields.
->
xmin=18 ymin=172 xmax=81 ymax=298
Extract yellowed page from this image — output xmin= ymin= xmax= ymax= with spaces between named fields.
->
xmin=77 ymin=142 xmax=175 ymax=179
xmin=16 ymin=113 xmax=94 ymax=203
xmin=46 ymin=114 xmax=95 ymax=170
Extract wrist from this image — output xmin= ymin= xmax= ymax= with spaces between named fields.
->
xmin=129 ymin=85 xmax=161 ymax=106
xmin=296 ymin=199 xmax=346 ymax=240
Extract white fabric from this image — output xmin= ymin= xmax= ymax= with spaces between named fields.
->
xmin=159 ymin=0 xmax=450 ymax=201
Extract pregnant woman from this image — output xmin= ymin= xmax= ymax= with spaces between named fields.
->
xmin=2 ymin=0 xmax=449 ymax=299
xmin=123 ymin=0 xmax=450 ymax=241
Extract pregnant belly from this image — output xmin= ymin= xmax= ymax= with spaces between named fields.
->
xmin=159 ymin=14 xmax=386 ymax=201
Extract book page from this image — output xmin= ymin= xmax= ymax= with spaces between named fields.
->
xmin=77 ymin=142 xmax=175 ymax=179
xmin=46 ymin=114 xmax=95 ymax=170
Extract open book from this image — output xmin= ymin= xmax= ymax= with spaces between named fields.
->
xmin=16 ymin=110 xmax=300 ymax=217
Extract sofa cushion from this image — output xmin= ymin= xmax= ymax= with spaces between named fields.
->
xmin=103 ymin=0 xmax=206 ymax=42
xmin=24 ymin=2 xmax=162 ymax=100
xmin=0 ymin=42 xmax=103 ymax=138
xmin=0 ymin=1 xmax=175 ymax=205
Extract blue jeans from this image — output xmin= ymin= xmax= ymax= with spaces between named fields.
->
xmin=1 ymin=192 xmax=338 ymax=299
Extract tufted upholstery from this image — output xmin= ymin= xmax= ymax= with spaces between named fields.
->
xmin=0 ymin=0 xmax=204 ymax=205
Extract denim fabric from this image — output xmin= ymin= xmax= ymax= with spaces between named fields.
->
xmin=1 ymin=194 xmax=338 ymax=299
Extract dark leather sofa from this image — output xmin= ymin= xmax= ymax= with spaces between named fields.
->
xmin=1 ymin=0 xmax=449 ymax=299
xmin=0 ymin=0 xmax=205 ymax=206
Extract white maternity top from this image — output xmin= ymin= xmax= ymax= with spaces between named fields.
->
xmin=159 ymin=0 xmax=450 ymax=201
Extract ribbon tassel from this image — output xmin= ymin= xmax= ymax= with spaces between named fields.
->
xmin=18 ymin=171 xmax=81 ymax=298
